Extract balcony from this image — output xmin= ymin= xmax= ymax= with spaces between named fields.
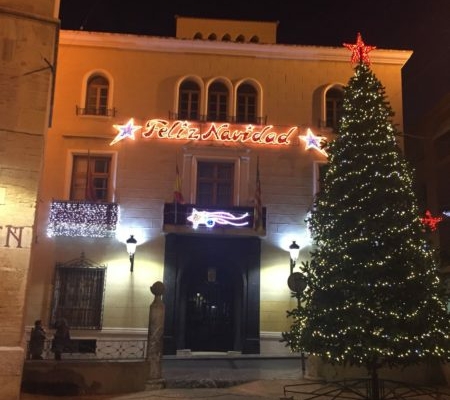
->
xmin=47 ymin=200 xmax=119 ymax=238
xmin=76 ymin=106 xmax=116 ymax=117
xmin=163 ymin=203 xmax=266 ymax=235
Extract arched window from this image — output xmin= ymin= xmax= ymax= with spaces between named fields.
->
xmin=236 ymin=83 xmax=257 ymax=123
xmin=208 ymin=33 xmax=217 ymax=41
xmin=249 ymin=36 xmax=259 ymax=43
xmin=235 ymin=34 xmax=245 ymax=43
xmin=85 ymin=75 xmax=109 ymax=116
xmin=193 ymin=32 xmax=203 ymax=40
xmin=178 ymin=80 xmax=200 ymax=120
xmin=222 ymin=34 xmax=231 ymax=41
xmin=326 ymin=87 xmax=344 ymax=131
xmin=207 ymin=82 xmax=229 ymax=122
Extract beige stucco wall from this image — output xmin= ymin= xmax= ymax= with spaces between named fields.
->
xmin=25 ymin=30 xmax=411 ymax=355
xmin=0 ymin=1 xmax=59 ymax=398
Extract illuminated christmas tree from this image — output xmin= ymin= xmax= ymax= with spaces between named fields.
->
xmin=284 ymin=42 xmax=450 ymax=398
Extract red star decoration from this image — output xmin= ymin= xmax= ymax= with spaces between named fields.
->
xmin=343 ymin=33 xmax=376 ymax=65
xmin=420 ymin=210 xmax=443 ymax=231
xmin=110 ymin=118 xmax=142 ymax=145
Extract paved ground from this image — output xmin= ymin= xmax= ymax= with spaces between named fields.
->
xmin=20 ymin=356 xmax=450 ymax=400
xmin=21 ymin=356 xmax=308 ymax=400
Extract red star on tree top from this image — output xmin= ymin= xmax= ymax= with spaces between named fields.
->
xmin=343 ymin=33 xmax=376 ymax=65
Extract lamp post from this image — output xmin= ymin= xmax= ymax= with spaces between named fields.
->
xmin=287 ymin=240 xmax=306 ymax=377
xmin=126 ymin=235 xmax=137 ymax=272
xmin=289 ymin=240 xmax=300 ymax=275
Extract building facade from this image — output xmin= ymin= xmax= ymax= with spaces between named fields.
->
xmin=25 ymin=17 xmax=412 ymax=356
xmin=0 ymin=0 xmax=60 ymax=398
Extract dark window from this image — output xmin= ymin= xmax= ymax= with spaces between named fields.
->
xmin=237 ymin=83 xmax=257 ymax=123
xmin=178 ymin=80 xmax=200 ymax=120
xmin=70 ymin=155 xmax=111 ymax=202
xmin=85 ymin=75 xmax=109 ymax=116
xmin=207 ymin=82 xmax=228 ymax=122
xmin=197 ymin=161 xmax=234 ymax=206
xmin=50 ymin=261 xmax=106 ymax=330
xmin=326 ymin=88 xmax=344 ymax=131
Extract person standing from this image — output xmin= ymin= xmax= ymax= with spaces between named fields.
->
xmin=52 ymin=319 xmax=71 ymax=360
xmin=29 ymin=320 xmax=46 ymax=360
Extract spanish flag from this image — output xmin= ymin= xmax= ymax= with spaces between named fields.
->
xmin=254 ymin=156 xmax=263 ymax=231
xmin=174 ymin=163 xmax=185 ymax=204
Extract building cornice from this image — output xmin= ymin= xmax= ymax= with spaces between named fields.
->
xmin=60 ymin=30 xmax=412 ymax=66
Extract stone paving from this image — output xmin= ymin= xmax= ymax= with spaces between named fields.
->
xmin=21 ymin=356 xmax=306 ymax=400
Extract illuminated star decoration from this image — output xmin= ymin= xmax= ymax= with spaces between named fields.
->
xmin=187 ymin=209 xmax=249 ymax=229
xmin=110 ymin=118 xmax=142 ymax=145
xmin=444 ymin=211 xmax=450 ymax=217
xmin=343 ymin=32 xmax=376 ymax=65
xmin=300 ymin=128 xmax=328 ymax=156
xmin=420 ymin=210 xmax=443 ymax=231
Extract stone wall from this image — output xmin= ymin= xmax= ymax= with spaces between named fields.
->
xmin=0 ymin=1 xmax=59 ymax=398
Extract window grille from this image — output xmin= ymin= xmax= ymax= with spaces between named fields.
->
xmin=50 ymin=254 xmax=106 ymax=330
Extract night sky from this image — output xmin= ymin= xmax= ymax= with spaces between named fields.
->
xmin=58 ymin=0 xmax=449 ymax=129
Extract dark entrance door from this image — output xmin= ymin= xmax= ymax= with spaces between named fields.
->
xmin=163 ymin=234 xmax=261 ymax=355
xmin=185 ymin=263 xmax=234 ymax=351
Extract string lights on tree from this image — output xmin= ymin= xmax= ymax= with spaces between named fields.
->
xmin=284 ymin=35 xmax=450 ymax=398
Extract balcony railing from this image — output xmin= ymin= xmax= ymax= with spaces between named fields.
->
xmin=76 ymin=106 xmax=116 ymax=117
xmin=47 ymin=200 xmax=119 ymax=238
xmin=168 ymin=111 xmax=267 ymax=125
xmin=26 ymin=339 xmax=147 ymax=361
xmin=163 ymin=203 xmax=266 ymax=232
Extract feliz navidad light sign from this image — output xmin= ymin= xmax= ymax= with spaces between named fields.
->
xmin=110 ymin=118 xmax=328 ymax=155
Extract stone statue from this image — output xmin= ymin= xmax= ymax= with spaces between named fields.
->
xmin=146 ymin=281 xmax=165 ymax=390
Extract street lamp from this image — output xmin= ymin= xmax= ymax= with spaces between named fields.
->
xmin=289 ymin=240 xmax=300 ymax=275
xmin=126 ymin=235 xmax=137 ymax=272
xmin=287 ymin=240 xmax=307 ymax=377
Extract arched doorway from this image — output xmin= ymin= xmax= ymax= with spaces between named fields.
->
xmin=163 ymin=234 xmax=260 ymax=354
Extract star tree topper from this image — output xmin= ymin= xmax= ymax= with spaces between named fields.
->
xmin=300 ymin=128 xmax=328 ymax=156
xmin=343 ymin=32 xmax=376 ymax=65
xmin=110 ymin=118 xmax=142 ymax=145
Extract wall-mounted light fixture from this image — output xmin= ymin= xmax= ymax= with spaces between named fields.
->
xmin=288 ymin=240 xmax=300 ymax=275
xmin=126 ymin=235 xmax=138 ymax=272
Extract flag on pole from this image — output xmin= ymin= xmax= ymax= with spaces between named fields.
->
xmin=254 ymin=156 xmax=263 ymax=231
xmin=174 ymin=163 xmax=185 ymax=204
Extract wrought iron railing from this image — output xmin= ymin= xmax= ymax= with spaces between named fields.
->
xmin=76 ymin=106 xmax=116 ymax=117
xmin=168 ymin=111 xmax=267 ymax=125
xmin=26 ymin=339 xmax=147 ymax=361
xmin=163 ymin=203 xmax=266 ymax=231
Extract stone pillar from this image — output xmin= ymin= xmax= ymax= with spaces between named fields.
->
xmin=145 ymin=281 xmax=166 ymax=390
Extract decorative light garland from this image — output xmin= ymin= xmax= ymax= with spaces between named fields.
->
xmin=187 ymin=208 xmax=249 ymax=229
xmin=47 ymin=200 xmax=119 ymax=237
